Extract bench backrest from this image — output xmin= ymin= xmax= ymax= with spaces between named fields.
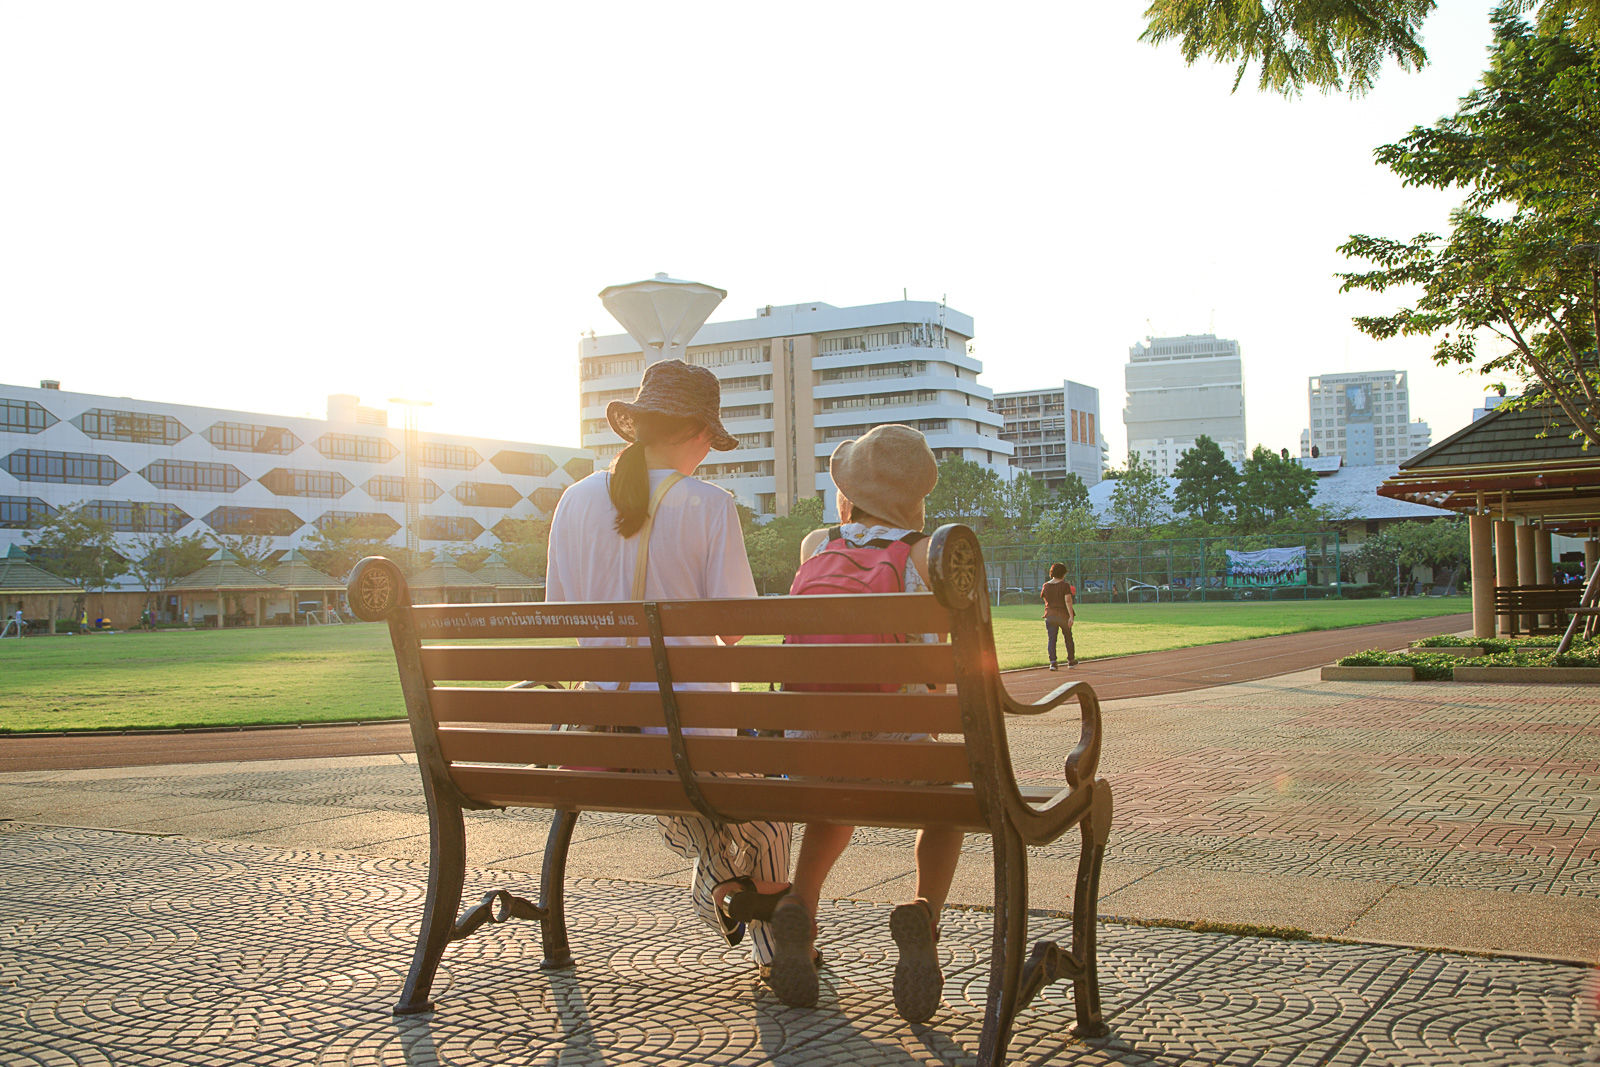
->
xmin=349 ymin=524 xmax=1068 ymax=831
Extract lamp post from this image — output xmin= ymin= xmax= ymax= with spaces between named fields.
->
xmin=599 ymin=272 xmax=726 ymax=364
xmin=388 ymin=397 xmax=432 ymax=560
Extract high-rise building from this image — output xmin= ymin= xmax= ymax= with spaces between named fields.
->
xmin=1303 ymin=370 xmax=1412 ymax=466
xmin=578 ymin=299 xmax=1011 ymax=518
xmin=1123 ymin=334 xmax=1246 ymax=476
xmin=0 ymin=380 xmax=591 ymax=559
xmin=993 ymin=381 xmax=1102 ymax=487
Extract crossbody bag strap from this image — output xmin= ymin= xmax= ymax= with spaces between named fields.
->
xmin=618 ymin=471 xmax=685 ymax=693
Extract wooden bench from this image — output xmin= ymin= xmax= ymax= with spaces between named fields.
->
xmin=349 ymin=523 xmax=1113 ymax=1067
xmin=1493 ymin=584 xmax=1582 ymax=636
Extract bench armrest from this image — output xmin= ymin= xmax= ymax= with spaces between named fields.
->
xmin=999 ymin=679 xmax=1102 ymax=789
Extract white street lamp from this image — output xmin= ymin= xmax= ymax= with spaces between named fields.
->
xmin=599 ymin=272 xmax=726 ymax=364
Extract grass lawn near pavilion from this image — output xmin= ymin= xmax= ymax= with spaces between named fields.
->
xmin=0 ymin=598 xmax=1471 ymax=733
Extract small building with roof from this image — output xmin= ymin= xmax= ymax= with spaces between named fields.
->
xmin=261 ymin=550 xmax=345 ymax=623
xmin=1378 ymin=394 xmax=1600 ymax=637
xmin=1 ymin=545 xmax=82 ymax=633
xmin=166 ymin=551 xmax=285 ymax=628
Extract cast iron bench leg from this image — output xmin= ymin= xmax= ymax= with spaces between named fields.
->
xmin=1071 ymin=780 xmax=1113 ymax=1037
xmin=395 ymin=781 xmax=466 ymax=1015
xmin=538 ymin=809 xmax=578 ymax=969
xmin=978 ymin=822 xmax=1030 ymax=1067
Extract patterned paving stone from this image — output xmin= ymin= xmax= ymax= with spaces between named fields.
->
xmin=2 ymin=824 xmax=1596 ymax=1066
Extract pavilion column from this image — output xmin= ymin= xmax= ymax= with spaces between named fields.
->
xmin=1516 ymin=524 xmax=1539 ymax=634
xmin=1495 ymin=520 xmax=1517 ymax=636
xmin=1585 ymin=539 xmax=1599 ymax=582
xmin=1534 ymin=523 xmax=1555 ymax=628
xmin=1469 ymin=513 xmax=1495 ymax=638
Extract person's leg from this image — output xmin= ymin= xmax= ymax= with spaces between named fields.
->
xmin=1045 ymin=620 xmax=1059 ymax=668
xmin=659 ymin=815 xmax=791 ymax=964
xmin=1064 ymin=623 xmax=1077 ymax=666
xmin=766 ymin=821 xmax=851 ymax=1007
xmin=891 ymin=827 xmax=964 ymax=1023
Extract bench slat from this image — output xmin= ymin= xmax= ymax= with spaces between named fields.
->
xmin=409 ymin=594 xmax=946 ymax=641
xmin=447 ymin=766 xmax=1030 ymax=831
xmin=429 ymin=687 xmax=965 ymax=734
xmin=420 ymin=642 xmax=958 ymax=685
xmin=438 ymin=729 xmax=974 ymax=782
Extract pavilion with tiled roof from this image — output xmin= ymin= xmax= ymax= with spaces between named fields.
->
xmin=167 ymin=551 xmax=285 ymax=627
xmin=408 ymin=557 xmax=493 ymax=604
xmin=262 ymin=551 xmax=345 ymax=623
xmin=0 ymin=545 xmax=81 ymax=635
xmin=468 ymin=552 xmax=542 ymax=601
xmin=1379 ymin=394 xmax=1600 ymax=637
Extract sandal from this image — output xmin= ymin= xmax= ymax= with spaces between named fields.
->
xmin=715 ymin=876 xmax=790 ymax=947
xmin=889 ymin=899 xmax=943 ymax=1024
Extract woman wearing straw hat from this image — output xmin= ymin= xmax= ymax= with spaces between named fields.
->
xmin=544 ymin=358 xmax=793 ymax=973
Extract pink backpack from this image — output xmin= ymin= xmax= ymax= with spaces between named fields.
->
xmin=784 ymin=527 xmax=927 ymax=694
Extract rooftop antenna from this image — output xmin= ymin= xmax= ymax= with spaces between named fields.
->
xmin=938 ymin=294 xmax=947 ymax=348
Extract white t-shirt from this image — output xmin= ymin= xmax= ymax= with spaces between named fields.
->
xmin=544 ymin=468 xmax=757 ymax=700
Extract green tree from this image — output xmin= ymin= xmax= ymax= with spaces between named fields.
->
xmin=1339 ymin=8 xmax=1600 ymax=444
xmin=1171 ymin=435 xmax=1240 ymax=523
xmin=492 ymin=517 xmax=553 ymax=581
xmin=1029 ymin=505 xmax=1100 ymax=564
xmin=128 ymin=532 xmax=211 ymax=611
xmin=924 ymin=457 xmax=1003 ymax=533
xmin=1108 ymin=453 xmax=1168 ymax=530
xmin=208 ymin=532 xmax=276 ymax=574
xmin=26 ymin=502 xmax=127 ymax=592
xmin=1236 ymin=446 xmax=1318 ymax=526
xmin=744 ymin=496 xmax=825 ymax=594
xmin=1055 ymin=472 xmax=1091 ymax=512
xmin=302 ymin=519 xmax=399 ymax=581
xmin=1142 ymin=1 xmax=1599 ymax=97
xmin=994 ymin=472 xmax=1051 ymax=542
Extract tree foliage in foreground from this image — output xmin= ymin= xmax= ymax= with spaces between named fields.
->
xmin=1142 ymin=1 xmax=1598 ymax=97
xmin=1236 ymin=446 xmax=1318 ymax=525
xmin=1339 ymin=8 xmax=1600 ymax=444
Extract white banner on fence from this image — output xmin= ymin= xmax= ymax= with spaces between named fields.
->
xmin=1225 ymin=546 xmax=1307 ymax=587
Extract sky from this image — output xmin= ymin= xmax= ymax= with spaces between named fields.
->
xmin=1 ymin=2 xmax=1512 ymax=463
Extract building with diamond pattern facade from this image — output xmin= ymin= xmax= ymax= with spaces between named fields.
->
xmin=0 ymin=380 xmax=593 ymax=564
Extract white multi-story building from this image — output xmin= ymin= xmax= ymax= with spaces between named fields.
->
xmin=993 ymin=381 xmax=1102 ymax=487
xmin=1303 ymin=370 xmax=1412 ymax=466
xmin=0 ymin=380 xmax=591 ymax=560
xmin=1408 ymin=419 xmax=1432 ymax=459
xmin=578 ymin=299 xmax=1012 ymax=518
xmin=1123 ymin=334 xmax=1247 ymax=475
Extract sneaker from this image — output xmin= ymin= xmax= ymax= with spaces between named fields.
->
xmin=1048 ymin=663 xmax=1058 ymax=671
xmin=889 ymin=899 xmax=943 ymax=1024
xmin=764 ymin=896 xmax=819 ymax=1008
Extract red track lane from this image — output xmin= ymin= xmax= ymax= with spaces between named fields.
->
xmin=1 ymin=614 xmax=1469 ymax=772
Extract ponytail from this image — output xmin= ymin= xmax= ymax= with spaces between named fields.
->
xmin=609 ymin=441 xmax=651 ymax=537
xmin=608 ymin=411 xmax=703 ymax=538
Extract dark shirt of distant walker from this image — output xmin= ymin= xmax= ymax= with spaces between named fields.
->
xmin=1039 ymin=578 xmax=1076 ymax=669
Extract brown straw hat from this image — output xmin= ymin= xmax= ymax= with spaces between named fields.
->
xmin=606 ymin=359 xmax=738 ymax=451
xmin=829 ymin=423 xmax=938 ymax=531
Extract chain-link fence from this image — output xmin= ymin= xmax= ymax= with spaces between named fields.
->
xmin=982 ymin=531 xmax=1345 ymax=605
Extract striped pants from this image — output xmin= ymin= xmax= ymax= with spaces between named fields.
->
xmin=658 ymin=814 xmax=792 ymax=966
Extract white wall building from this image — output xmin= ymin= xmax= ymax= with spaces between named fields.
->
xmin=0 ymin=380 xmax=592 ymax=561
xmin=578 ymin=299 xmax=1012 ymax=518
xmin=1123 ymin=334 xmax=1247 ymax=476
xmin=1408 ymin=419 xmax=1432 ymax=459
xmin=1303 ymin=370 xmax=1413 ymax=466
xmin=993 ymin=380 xmax=1102 ymax=487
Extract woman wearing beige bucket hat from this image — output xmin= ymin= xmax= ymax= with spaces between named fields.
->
xmin=544 ymin=358 xmax=793 ymax=973
xmin=764 ymin=423 xmax=962 ymax=1024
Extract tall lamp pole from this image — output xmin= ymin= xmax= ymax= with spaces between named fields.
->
xmin=388 ymin=397 xmax=432 ymax=559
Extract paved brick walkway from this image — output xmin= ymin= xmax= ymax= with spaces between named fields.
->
xmin=3 ymin=667 xmax=1598 ymax=1063
xmin=4 ymin=822 xmax=1596 ymax=1065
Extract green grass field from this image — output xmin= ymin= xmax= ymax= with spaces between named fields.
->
xmin=0 ymin=598 xmax=1470 ymax=733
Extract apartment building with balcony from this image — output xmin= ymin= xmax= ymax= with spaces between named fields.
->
xmin=0 ymin=379 xmax=592 ymax=560
xmin=578 ymin=299 xmax=1012 ymax=518
xmin=1123 ymin=334 xmax=1247 ymax=475
xmin=993 ymin=381 xmax=1102 ymax=487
